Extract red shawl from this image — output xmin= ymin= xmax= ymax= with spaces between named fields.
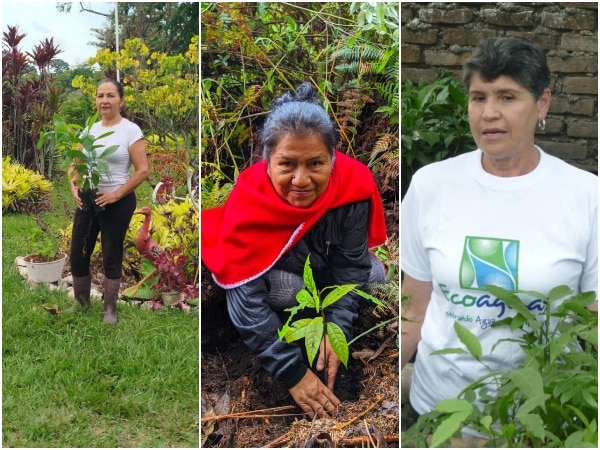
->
xmin=201 ymin=151 xmax=388 ymax=288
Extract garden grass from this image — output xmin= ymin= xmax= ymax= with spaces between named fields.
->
xmin=2 ymin=178 xmax=199 ymax=448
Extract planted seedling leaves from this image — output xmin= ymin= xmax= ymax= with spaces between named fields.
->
xmin=453 ymin=321 xmax=482 ymax=361
xmin=327 ymin=321 xmax=348 ymax=367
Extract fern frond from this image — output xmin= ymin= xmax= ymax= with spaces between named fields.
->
xmin=369 ymin=133 xmax=399 ymax=168
xmin=361 ymin=45 xmax=385 ymax=61
xmin=334 ymin=61 xmax=360 ymax=75
xmin=375 ymin=81 xmax=398 ymax=105
xmin=332 ymin=46 xmax=361 ymax=61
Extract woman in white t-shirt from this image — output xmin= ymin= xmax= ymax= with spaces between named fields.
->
xmin=69 ymin=78 xmax=149 ymax=325
xmin=401 ymin=37 xmax=598 ymax=434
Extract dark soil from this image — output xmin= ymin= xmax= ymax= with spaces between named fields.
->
xmin=24 ymin=252 xmax=66 ymax=263
xmin=201 ymin=265 xmax=399 ymax=448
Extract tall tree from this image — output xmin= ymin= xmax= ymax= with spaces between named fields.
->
xmin=59 ymin=2 xmax=198 ymax=56
xmin=50 ymin=58 xmax=69 ymax=74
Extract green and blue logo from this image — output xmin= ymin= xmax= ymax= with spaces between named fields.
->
xmin=460 ymin=236 xmax=519 ymax=291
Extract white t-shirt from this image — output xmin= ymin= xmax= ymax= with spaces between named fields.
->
xmin=88 ymin=118 xmax=144 ymax=192
xmin=401 ymin=147 xmax=598 ymax=423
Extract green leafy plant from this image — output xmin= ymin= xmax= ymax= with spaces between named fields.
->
xmin=403 ymin=285 xmax=598 ymax=448
xmin=200 ymin=166 xmax=233 ymax=209
xmin=36 ymin=113 xmax=119 ymax=212
xmin=24 ymin=214 xmax=67 ymax=262
xmin=1 ymin=157 xmax=64 ymax=262
xmin=401 ymin=72 xmax=474 ymax=198
xmin=278 ymin=255 xmax=384 ymax=368
xmin=2 ymin=156 xmax=53 ymax=215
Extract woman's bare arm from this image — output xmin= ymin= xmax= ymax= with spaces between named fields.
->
xmin=401 ymin=274 xmax=433 ymax=369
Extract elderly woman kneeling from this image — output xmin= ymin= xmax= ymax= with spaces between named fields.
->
xmin=202 ymin=82 xmax=388 ymax=418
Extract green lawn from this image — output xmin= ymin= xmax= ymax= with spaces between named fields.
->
xmin=2 ymin=178 xmax=199 ymax=447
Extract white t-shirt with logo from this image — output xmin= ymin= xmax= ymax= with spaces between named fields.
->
xmin=88 ymin=118 xmax=144 ymax=192
xmin=401 ymin=147 xmax=597 ymax=421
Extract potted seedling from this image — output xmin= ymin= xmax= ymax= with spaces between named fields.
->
xmin=23 ymin=218 xmax=67 ymax=283
xmin=37 ymin=113 xmax=119 ymax=213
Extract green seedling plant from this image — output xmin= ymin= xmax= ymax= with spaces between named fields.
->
xmin=278 ymin=255 xmax=384 ymax=370
xmin=403 ymin=285 xmax=598 ymax=448
xmin=24 ymin=214 xmax=67 ymax=262
xmin=27 ymin=227 xmax=60 ymax=261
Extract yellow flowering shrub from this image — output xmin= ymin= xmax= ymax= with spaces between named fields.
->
xmin=2 ymin=156 xmax=53 ymax=215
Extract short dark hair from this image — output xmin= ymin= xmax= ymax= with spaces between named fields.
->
xmin=261 ymin=82 xmax=338 ymax=160
xmin=463 ymin=37 xmax=550 ymax=100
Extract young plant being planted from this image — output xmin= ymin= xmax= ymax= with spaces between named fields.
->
xmin=278 ymin=254 xmax=384 ymax=371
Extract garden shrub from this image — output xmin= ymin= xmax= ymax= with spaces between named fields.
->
xmin=200 ymin=167 xmax=233 ymax=209
xmin=146 ymin=136 xmax=190 ymax=190
xmin=125 ymin=197 xmax=199 ymax=283
xmin=401 ymin=72 xmax=474 ymax=198
xmin=2 ymin=156 xmax=53 ymax=215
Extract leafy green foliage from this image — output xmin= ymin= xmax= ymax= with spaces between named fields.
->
xmin=25 ymin=221 xmax=64 ymax=261
xmin=278 ymin=255 xmax=383 ymax=368
xmin=401 ymin=72 xmax=475 ymax=198
xmin=403 ymin=285 xmax=598 ymax=448
xmin=2 ymin=156 xmax=53 ymax=215
xmin=201 ymin=2 xmax=399 ymax=201
xmin=350 ymin=2 xmax=399 ymax=37
xmin=200 ymin=166 xmax=234 ymax=209
xmin=37 ymin=113 xmax=118 ymax=192
xmin=75 ymin=36 xmax=199 ymax=150
xmin=80 ymin=2 xmax=199 ymax=57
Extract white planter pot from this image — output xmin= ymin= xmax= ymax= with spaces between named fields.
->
xmin=24 ymin=252 xmax=67 ymax=283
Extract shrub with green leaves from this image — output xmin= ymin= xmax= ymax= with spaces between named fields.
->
xmin=401 ymin=72 xmax=474 ymax=198
xmin=403 ymin=285 xmax=598 ymax=448
xmin=278 ymin=255 xmax=383 ymax=368
xmin=2 ymin=156 xmax=53 ymax=215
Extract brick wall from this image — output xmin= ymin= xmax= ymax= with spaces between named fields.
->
xmin=401 ymin=2 xmax=598 ymax=172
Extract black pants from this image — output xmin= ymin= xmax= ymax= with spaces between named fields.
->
xmin=70 ymin=192 xmax=136 ymax=279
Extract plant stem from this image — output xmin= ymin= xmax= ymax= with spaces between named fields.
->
xmin=348 ymin=316 xmax=397 ymax=346
xmin=318 ymin=314 xmax=328 ymax=385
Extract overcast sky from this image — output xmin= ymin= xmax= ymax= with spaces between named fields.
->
xmin=2 ymin=2 xmax=114 ymax=67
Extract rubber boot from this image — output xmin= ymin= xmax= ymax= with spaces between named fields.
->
xmin=103 ymin=277 xmax=121 ymax=325
xmin=71 ymin=274 xmax=92 ymax=310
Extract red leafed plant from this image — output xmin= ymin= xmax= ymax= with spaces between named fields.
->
xmin=152 ymin=248 xmax=199 ymax=309
xmin=153 ymin=248 xmax=189 ymax=293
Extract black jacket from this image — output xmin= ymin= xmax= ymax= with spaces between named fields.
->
xmin=225 ymin=200 xmax=371 ymax=389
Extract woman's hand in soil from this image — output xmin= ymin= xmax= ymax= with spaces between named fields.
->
xmin=288 ymin=369 xmax=341 ymax=419
xmin=316 ymin=335 xmax=341 ymax=391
